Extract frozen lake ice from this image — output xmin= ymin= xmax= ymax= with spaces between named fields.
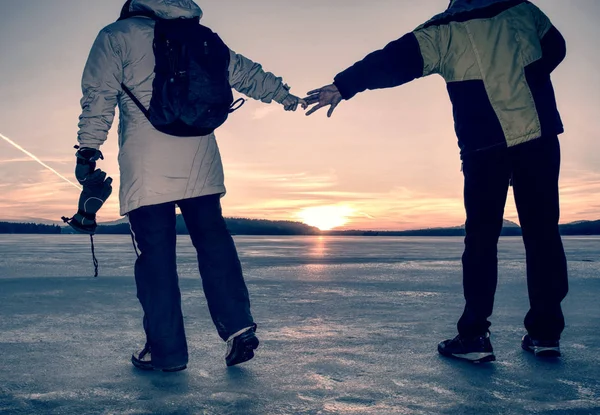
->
xmin=0 ymin=235 xmax=599 ymax=414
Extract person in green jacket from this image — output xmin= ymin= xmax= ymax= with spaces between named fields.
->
xmin=304 ymin=0 xmax=569 ymax=362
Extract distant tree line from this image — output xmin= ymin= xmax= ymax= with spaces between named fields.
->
xmin=78 ymin=218 xmax=600 ymax=236
xmin=224 ymin=218 xmax=319 ymax=236
xmin=3 ymin=218 xmax=600 ymax=236
xmin=327 ymin=227 xmax=522 ymax=237
xmin=326 ymin=220 xmax=600 ymax=237
xmin=94 ymin=223 xmax=131 ymax=234
xmin=0 ymin=222 xmax=62 ymax=234
xmin=92 ymin=216 xmax=320 ymax=236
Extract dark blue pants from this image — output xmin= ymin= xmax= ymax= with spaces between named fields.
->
xmin=458 ymin=136 xmax=569 ymax=341
xmin=128 ymin=194 xmax=254 ymax=368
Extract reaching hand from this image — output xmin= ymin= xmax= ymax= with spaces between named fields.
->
xmin=281 ymin=94 xmax=306 ymax=112
xmin=303 ymin=84 xmax=343 ymax=117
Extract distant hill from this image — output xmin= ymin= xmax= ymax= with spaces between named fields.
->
xmin=558 ymin=220 xmax=600 ymax=235
xmin=503 ymin=219 xmax=520 ymax=228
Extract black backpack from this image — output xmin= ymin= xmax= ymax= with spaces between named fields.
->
xmin=120 ymin=13 xmax=244 ymax=137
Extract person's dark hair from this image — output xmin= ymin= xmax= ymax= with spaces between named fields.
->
xmin=118 ymin=0 xmax=133 ymax=21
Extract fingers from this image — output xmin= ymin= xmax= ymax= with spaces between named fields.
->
xmin=282 ymin=95 xmax=311 ymax=112
xmin=327 ymin=101 xmax=340 ymax=118
xmin=308 ymin=84 xmax=337 ymax=94
xmin=303 ymin=95 xmax=320 ymax=106
xmin=305 ymin=102 xmax=327 ymax=116
xmin=306 ymin=88 xmax=324 ymax=95
xmin=280 ymin=91 xmax=338 ymax=114
xmin=284 ymin=99 xmax=299 ymax=111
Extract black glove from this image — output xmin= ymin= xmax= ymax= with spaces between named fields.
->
xmin=63 ymin=146 xmax=112 ymax=235
xmin=75 ymin=147 xmax=104 ymax=185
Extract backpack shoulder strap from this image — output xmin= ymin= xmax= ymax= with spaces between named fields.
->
xmin=121 ymin=84 xmax=151 ymax=119
xmin=199 ymin=24 xmax=226 ymax=45
xmin=197 ymin=24 xmax=231 ymax=64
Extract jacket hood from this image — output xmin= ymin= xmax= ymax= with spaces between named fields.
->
xmin=447 ymin=0 xmax=511 ymax=12
xmin=129 ymin=0 xmax=203 ymax=20
xmin=424 ymin=0 xmax=514 ymax=26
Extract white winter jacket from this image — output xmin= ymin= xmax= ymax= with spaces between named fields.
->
xmin=77 ymin=0 xmax=291 ymax=215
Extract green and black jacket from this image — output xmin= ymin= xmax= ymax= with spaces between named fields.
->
xmin=334 ymin=0 xmax=566 ymax=155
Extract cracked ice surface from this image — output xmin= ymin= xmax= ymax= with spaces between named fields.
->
xmin=0 ymin=235 xmax=599 ymax=414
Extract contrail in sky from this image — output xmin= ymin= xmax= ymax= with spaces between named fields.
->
xmin=0 ymin=132 xmax=82 ymax=191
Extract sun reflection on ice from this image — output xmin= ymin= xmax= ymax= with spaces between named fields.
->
xmin=303 ymin=236 xmax=329 ymax=278
xmin=310 ymin=235 xmax=327 ymax=257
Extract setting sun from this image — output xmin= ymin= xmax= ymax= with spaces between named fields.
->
xmin=297 ymin=205 xmax=355 ymax=231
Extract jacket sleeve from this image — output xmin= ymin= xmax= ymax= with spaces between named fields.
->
xmin=77 ymin=28 xmax=123 ymax=150
xmin=228 ymin=50 xmax=291 ymax=104
xmin=540 ymin=26 xmax=566 ymax=73
xmin=529 ymin=2 xmax=566 ymax=73
xmin=333 ymin=31 xmax=435 ymax=101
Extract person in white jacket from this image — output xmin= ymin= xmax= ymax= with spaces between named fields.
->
xmin=75 ymin=0 xmax=303 ymax=371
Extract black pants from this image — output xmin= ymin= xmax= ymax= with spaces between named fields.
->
xmin=458 ymin=136 xmax=568 ymax=341
xmin=128 ymin=194 xmax=254 ymax=369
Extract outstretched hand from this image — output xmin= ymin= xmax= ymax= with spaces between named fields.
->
xmin=281 ymin=94 xmax=307 ymax=112
xmin=303 ymin=84 xmax=343 ymax=117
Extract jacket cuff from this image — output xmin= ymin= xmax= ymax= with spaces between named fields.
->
xmin=333 ymin=75 xmax=359 ymax=101
xmin=273 ymin=83 xmax=291 ymax=104
xmin=77 ymin=140 xmax=101 ymax=150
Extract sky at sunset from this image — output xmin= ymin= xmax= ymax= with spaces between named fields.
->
xmin=0 ymin=0 xmax=599 ymax=230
